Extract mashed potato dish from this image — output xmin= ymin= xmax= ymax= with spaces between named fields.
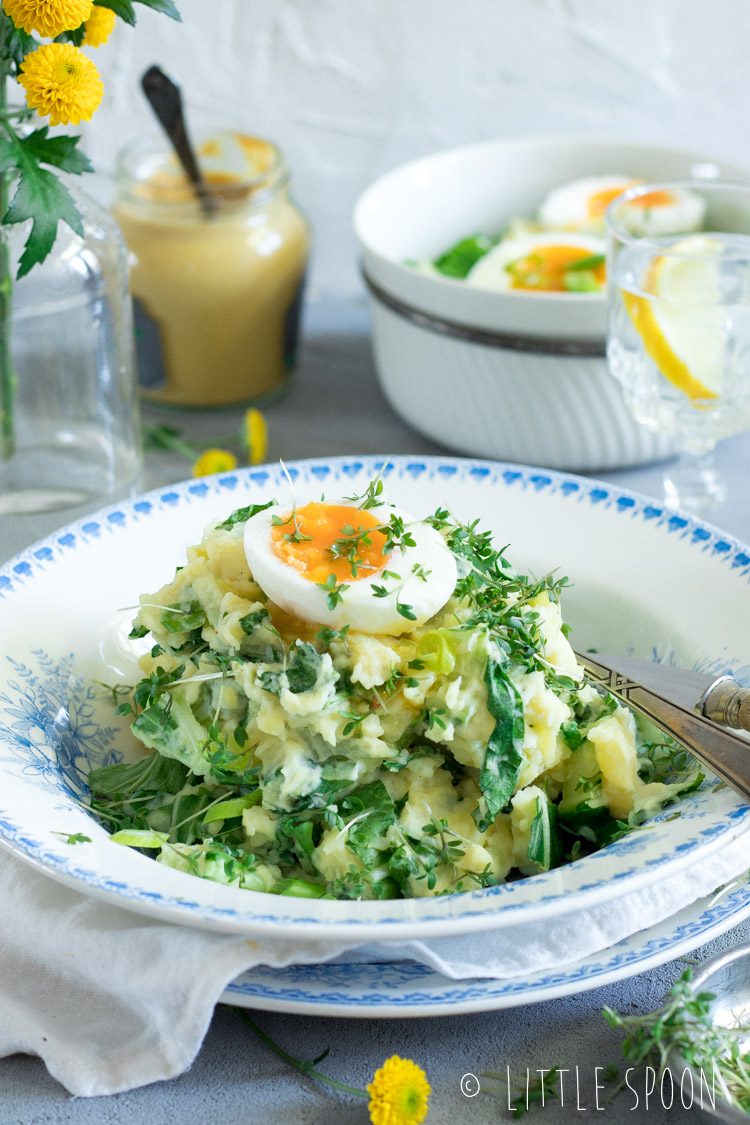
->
xmin=89 ymin=485 xmax=699 ymax=901
xmin=414 ymin=174 xmax=706 ymax=295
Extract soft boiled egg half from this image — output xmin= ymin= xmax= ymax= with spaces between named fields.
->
xmin=244 ymin=499 xmax=457 ymax=636
xmin=538 ymin=175 xmax=706 ymax=237
xmin=467 ymin=231 xmax=607 ymax=294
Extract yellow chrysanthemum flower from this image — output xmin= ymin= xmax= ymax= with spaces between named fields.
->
xmin=242 ymin=408 xmax=268 ymax=465
xmin=4 ymin=0 xmax=93 ymax=37
xmin=367 ymin=1056 xmax=431 ymax=1125
xmin=192 ymin=448 xmax=239 ymax=478
xmin=83 ymin=5 xmax=116 ymax=46
xmin=18 ymin=43 xmax=103 ymax=127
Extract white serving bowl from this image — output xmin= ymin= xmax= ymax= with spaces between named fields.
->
xmin=354 ymin=136 xmax=750 ymax=470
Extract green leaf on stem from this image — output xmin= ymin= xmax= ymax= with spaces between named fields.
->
xmin=3 ymin=165 xmax=83 ymax=279
xmin=9 ymin=129 xmax=93 ymax=176
xmin=133 ymin=0 xmax=182 ymax=19
xmin=55 ymin=25 xmax=86 ymax=46
xmin=92 ymin=0 xmax=137 ymax=25
xmin=3 ymin=24 xmax=37 ymax=73
xmin=94 ymin=0 xmax=181 ymax=23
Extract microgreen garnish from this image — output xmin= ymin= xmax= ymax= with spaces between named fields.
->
xmin=93 ymin=681 xmax=133 ymax=707
xmin=315 ymin=573 xmax=350 ymax=610
xmin=271 ymin=459 xmax=312 ymax=543
xmin=423 ymin=706 xmax=448 ymax=732
xmin=315 ymin=624 xmax=350 ymax=646
xmin=382 ymin=513 xmax=416 ymax=553
xmin=575 ymin=772 xmax=603 ymax=794
xmin=344 ymin=463 xmax=389 ymax=510
xmin=339 ymin=707 xmax=367 ymax=737
xmin=52 ymin=831 xmax=91 ymax=845
xmin=370 ymin=575 xmax=416 ymax=620
xmin=328 ymin=522 xmax=378 ymax=578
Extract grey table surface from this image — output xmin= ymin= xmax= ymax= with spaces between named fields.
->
xmin=2 ymin=298 xmax=750 ymax=1124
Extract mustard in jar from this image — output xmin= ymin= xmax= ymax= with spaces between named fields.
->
xmin=113 ymin=131 xmax=309 ymax=407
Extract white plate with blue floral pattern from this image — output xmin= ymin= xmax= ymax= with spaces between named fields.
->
xmin=221 ymin=878 xmax=750 ymax=1016
xmin=1 ymin=456 xmax=749 ymax=943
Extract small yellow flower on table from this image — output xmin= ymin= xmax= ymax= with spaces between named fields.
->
xmin=243 ymin=408 xmax=268 ymax=465
xmin=192 ymin=449 xmax=239 ymax=478
xmin=367 ymin=1055 xmax=431 ymax=1125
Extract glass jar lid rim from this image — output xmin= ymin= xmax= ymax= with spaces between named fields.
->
xmin=116 ymin=130 xmax=287 ymax=207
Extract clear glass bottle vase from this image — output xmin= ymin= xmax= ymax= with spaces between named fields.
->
xmin=0 ymin=177 xmax=142 ymax=522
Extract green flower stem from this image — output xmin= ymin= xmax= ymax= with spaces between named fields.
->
xmin=230 ymin=1007 xmax=369 ymax=1098
xmin=0 ymin=108 xmax=33 ymax=121
xmin=142 ymin=423 xmax=245 ymax=462
xmin=141 ymin=424 xmax=199 ymax=460
xmin=0 ymin=19 xmax=16 ymax=461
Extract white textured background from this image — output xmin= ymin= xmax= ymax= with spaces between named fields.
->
xmin=76 ymin=0 xmax=750 ymax=297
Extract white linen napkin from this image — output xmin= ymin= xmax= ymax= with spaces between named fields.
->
xmin=1 ymin=833 xmax=749 ymax=1098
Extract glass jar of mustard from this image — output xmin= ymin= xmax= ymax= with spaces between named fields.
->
xmin=113 ymin=131 xmax=309 ymax=407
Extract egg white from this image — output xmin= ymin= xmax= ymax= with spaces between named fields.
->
xmin=538 ymin=175 xmax=635 ymax=231
xmin=538 ymin=174 xmax=706 ymax=237
xmin=615 ymin=189 xmax=706 ymax=238
xmin=466 ymin=231 xmax=606 ymax=293
xmin=243 ymin=500 xmax=458 ymax=636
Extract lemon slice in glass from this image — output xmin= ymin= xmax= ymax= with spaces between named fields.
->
xmin=622 ymin=234 xmax=725 ymax=402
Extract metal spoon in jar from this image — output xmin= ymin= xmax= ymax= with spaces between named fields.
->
xmin=140 ymin=64 xmax=217 ymax=218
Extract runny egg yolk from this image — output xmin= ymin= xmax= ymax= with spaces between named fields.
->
xmin=587 ymin=183 xmax=675 ymax=217
xmin=506 ymin=245 xmax=606 ymax=292
xmin=270 ymin=501 xmax=390 ymax=584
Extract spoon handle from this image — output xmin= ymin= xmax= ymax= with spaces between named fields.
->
xmin=140 ymin=65 xmax=216 ymax=217
xmin=578 ymin=651 xmax=750 ymax=804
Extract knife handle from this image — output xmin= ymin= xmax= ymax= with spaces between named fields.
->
xmin=703 ymin=677 xmax=750 ymax=733
xmin=580 ymin=655 xmax=750 ymax=804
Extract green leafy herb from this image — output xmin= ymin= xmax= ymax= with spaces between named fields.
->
xmin=88 ymin=753 xmax=189 ymax=798
xmin=479 ymin=654 xmax=524 ymax=821
xmin=52 ymin=831 xmax=91 ymax=845
xmin=270 ymin=877 xmax=327 ymax=899
xmin=258 ymin=642 xmax=324 ymax=696
xmin=433 ymin=233 xmax=501 ymax=279
xmin=527 ymin=793 xmax=562 ymax=872
xmin=604 ymin=968 xmax=750 ymax=1114
xmin=566 ymin=252 xmax=605 ymax=271
xmin=215 ymin=499 xmax=276 ymax=531
xmin=563 ymin=268 xmax=601 ymax=293
xmin=160 ymin=600 xmax=205 ymax=634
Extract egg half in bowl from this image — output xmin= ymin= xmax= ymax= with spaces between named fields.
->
xmin=467 ymin=231 xmax=606 ymax=294
xmin=244 ymin=498 xmax=457 ymax=635
xmin=538 ymin=174 xmax=706 ymax=237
